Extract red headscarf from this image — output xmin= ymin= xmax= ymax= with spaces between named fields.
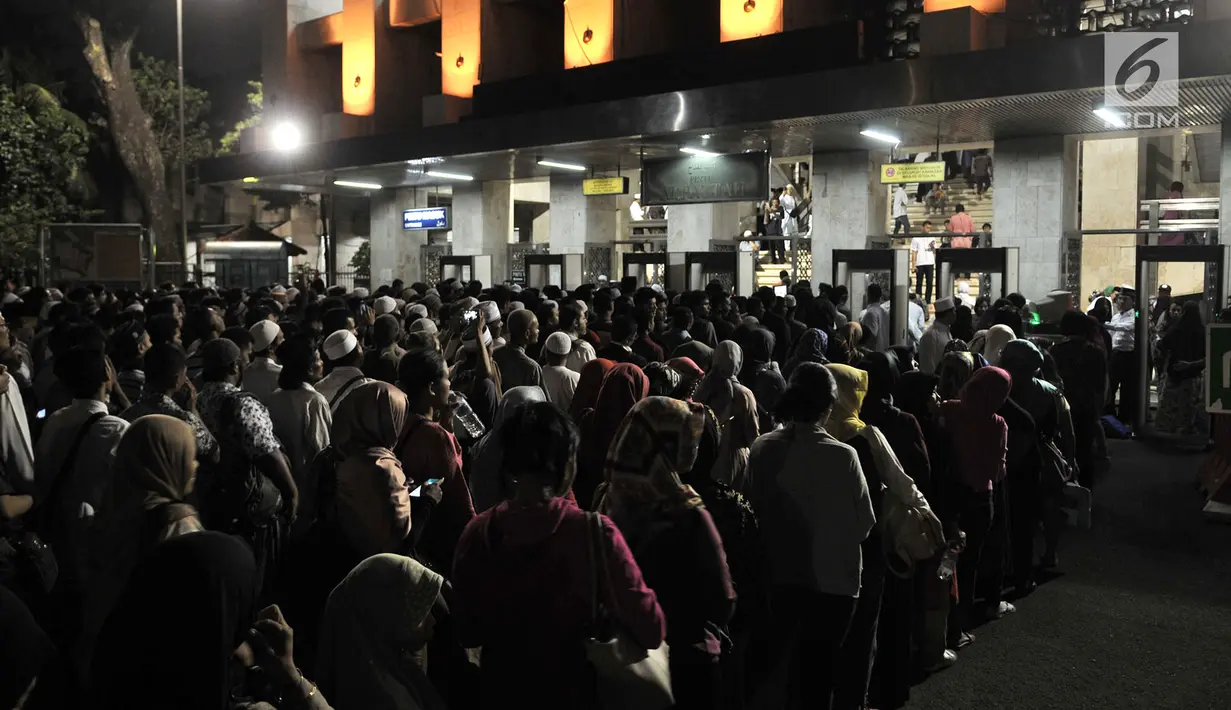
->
xmin=666 ymin=357 xmax=705 ymax=380
xmin=575 ymin=363 xmax=650 ymax=508
xmin=940 ymin=366 xmax=1011 ymax=492
xmin=568 ymin=358 xmax=615 ymax=421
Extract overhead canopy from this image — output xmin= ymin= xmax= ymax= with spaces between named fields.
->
xmin=205 ymin=221 xmax=308 ymax=256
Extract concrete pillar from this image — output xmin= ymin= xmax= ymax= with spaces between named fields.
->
xmin=452 ymin=180 xmax=512 ymax=282
xmin=369 ymin=188 xmax=434 ymax=285
xmin=1074 ymin=137 xmax=1138 ymax=300
xmin=1221 ymin=122 xmax=1231 ymax=243
xmin=549 ymin=175 xmax=618 ymax=255
xmin=667 ymin=203 xmax=741 ymax=252
xmin=990 ymin=135 xmax=1079 ymax=298
xmin=810 ymin=150 xmax=883 ymax=287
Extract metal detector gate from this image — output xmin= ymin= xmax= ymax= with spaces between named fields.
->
xmin=681 ymin=251 xmax=756 ymax=295
xmin=832 ymin=248 xmax=911 ymax=347
xmin=1133 ymin=244 xmax=1228 ymax=433
xmin=935 ymin=247 xmax=1020 ymax=303
xmin=439 ymin=255 xmax=492 ymax=285
xmin=622 ymin=252 xmax=669 ymax=288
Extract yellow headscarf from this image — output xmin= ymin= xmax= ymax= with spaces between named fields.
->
xmin=824 ymin=364 xmax=868 ymax=442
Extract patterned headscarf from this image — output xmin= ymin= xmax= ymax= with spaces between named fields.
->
xmin=599 ymin=397 xmax=706 ymax=541
xmin=938 ymin=351 xmax=978 ymax=401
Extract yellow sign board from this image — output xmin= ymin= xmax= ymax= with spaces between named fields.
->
xmin=583 ymin=177 xmax=630 ymax=196
xmin=880 ymin=162 xmax=946 ymax=184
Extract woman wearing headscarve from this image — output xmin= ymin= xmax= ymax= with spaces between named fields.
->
xmin=999 ymin=340 xmax=1075 ymax=593
xmin=738 ymin=328 xmax=788 ymax=426
xmin=888 ymin=345 xmax=917 ymax=375
xmin=937 ymin=351 xmax=978 ymax=401
xmin=1155 ymin=301 xmax=1209 ymax=441
xmin=937 ymin=367 xmax=1011 ymax=640
xmin=576 ymin=363 xmax=649 ymax=509
xmin=666 ymin=356 xmax=705 ymax=400
xmin=316 ymin=554 xmax=446 ymax=710
xmin=644 ymin=361 xmax=683 ymax=398
xmin=1050 ymin=312 xmax=1107 ymax=490
xmin=83 ymin=415 xmax=205 ymax=679
xmin=782 ymin=328 xmax=829 ymax=380
xmin=468 ymin=386 xmax=547 ymax=513
xmin=567 ymin=357 xmax=615 ymax=422
xmin=599 ymin=397 xmax=736 ymax=710
xmin=708 ymin=384 xmax=759 ymax=491
xmin=746 ymin=364 xmax=873 ymax=709
xmin=979 ymin=324 xmax=1016 ymax=365
xmin=331 ymin=381 xmax=415 ymax=559
xmin=695 ymin=342 xmax=752 ymax=426
xmin=91 ymin=532 xmax=261 ymax=710
xmin=452 ymin=402 xmax=665 ymax=710
xmin=839 ymin=321 xmax=867 ymax=364
xmin=824 ymin=364 xmax=939 ymax=710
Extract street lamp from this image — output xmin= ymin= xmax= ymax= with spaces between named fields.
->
xmin=177 ymin=0 xmax=188 ymax=281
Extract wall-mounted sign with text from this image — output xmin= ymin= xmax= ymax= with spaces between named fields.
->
xmin=583 ymin=177 xmax=630 ymax=196
xmin=402 ymin=207 xmax=450 ymax=231
xmin=641 ymin=152 xmax=769 ymax=205
xmin=880 ymin=162 xmax=946 ymax=184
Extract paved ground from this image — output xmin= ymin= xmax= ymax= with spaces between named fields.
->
xmin=905 ymin=439 xmax=1231 ymax=709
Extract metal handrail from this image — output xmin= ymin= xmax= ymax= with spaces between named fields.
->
xmin=1138 ymin=197 xmax=1219 ymax=210
xmin=1078 ymin=228 xmax=1218 ymax=235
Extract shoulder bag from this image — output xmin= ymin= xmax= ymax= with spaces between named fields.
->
xmin=200 ymin=392 xmax=282 ymax=531
xmin=583 ymin=511 xmax=673 ymax=710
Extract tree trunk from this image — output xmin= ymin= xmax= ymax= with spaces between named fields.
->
xmin=77 ymin=15 xmax=178 ymax=263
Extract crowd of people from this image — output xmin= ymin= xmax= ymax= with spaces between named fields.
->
xmin=0 ymin=272 xmax=1120 ymax=710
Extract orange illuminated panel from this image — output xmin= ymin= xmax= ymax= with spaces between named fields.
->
xmin=342 ymin=0 xmax=375 ymax=115
xmin=720 ymin=0 xmax=782 ymax=43
xmin=442 ymin=0 xmax=481 ymax=98
xmin=564 ymin=0 xmax=614 ymax=69
xmin=923 ymin=0 xmax=1006 ymax=12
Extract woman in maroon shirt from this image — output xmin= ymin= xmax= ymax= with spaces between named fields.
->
xmin=599 ymin=397 xmax=737 ymax=710
xmin=452 ymin=402 xmax=664 ymax=710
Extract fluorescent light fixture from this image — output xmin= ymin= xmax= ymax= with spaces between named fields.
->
xmin=537 ymin=160 xmax=587 ymax=171
xmin=680 ymin=147 xmax=720 ymax=157
xmin=859 ymin=129 xmax=901 ymax=144
xmin=426 ymin=170 xmax=475 ymax=181
xmin=1093 ymin=107 xmax=1127 ymax=128
xmin=241 ymin=176 xmax=259 ymax=184
xmin=333 ymin=180 xmax=383 ymax=190
xmin=271 ymin=122 xmax=302 ymax=152
xmin=406 ymin=157 xmax=445 ymax=165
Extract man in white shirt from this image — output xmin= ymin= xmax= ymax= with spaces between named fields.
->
xmin=911 ymin=222 xmax=937 ymax=303
xmin=630 ymin=194 xmax=645 ymax=221
xmin=906 ymin=292 xmax=927 ymax=351
xmin=892 ymin=185 xmax=910 ymax=235
xmin=560 ymin=304 xmax=596 ymax=373
xmin=315 ymin=330 xmax=372 ymax=412
xmin=859 ymin=283 xmax=889 ymax=353
xmin=541 ymin=332 xmax=580 ymax=412
xmin=780 ymin=185 xmax=798 ymax=237
xmin=919 ymin=297 xmax=956 ymax=374
xmin=243 ymin=320 xmax=283 ymax=398
xmin=33 ymin=346 xmax=129 ymax=585
xmin=0 ymin=311 xmax=34 ymax=492
xmin=1105 ymin=288 xmax=1139 ymax=426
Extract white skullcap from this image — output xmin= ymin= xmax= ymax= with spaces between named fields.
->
xmin=374 ymin=296 xmax=397 ymax=315
xmin=545 ymin=331 xmax=572 ymax=355
xmin=351 ymin=287 xmax=370 ymax=299
xmin=575 ymin=300 xmax=588 ymax=314
xmin=1 ymin=293 xmax=19 ymax=305
xmin=478 ymin=301 xmax=500 ymax=324
xmin=402 ymin=288 xmax=419 ymax=300
xmin=509 ymin=301 xmax=525 ymax=312
xmin=286 ymin=287 xmax=299 ymax=301
xmin=650 ymin=284 xmax=664 ymax=294
xmin=608 ymin=288 xmax=621 ymax=300
xmin=425 ymin=288 xmax=439 ymax=297
xmin=323 ymin=329 xmax=358 ymax=361
xmin=456 ymin=296 xmax=480 ymax=311
xmin=249 ymin=320 xmax=282 ymax=352
xmin=510 ymin=284 xmax=523 ymax=293
xmin=543 ymin=299 xmax=559 ymax=310
xmin=271 ymin=285 xmax=287 ymax=295
xmin=409 ymin=318 xmax=438 ymax=335
xmin=125 ymin=302 xmax=145 ymax=313
xmin=408 ymin=304 xmax=429 ymax=319
xmin=784 ymin=295 xmax=797 ymax=308
xmin=462 ymin=328 xmax=493 ymax=352
xmin=958 ymin=282 xmax=971 ymax=294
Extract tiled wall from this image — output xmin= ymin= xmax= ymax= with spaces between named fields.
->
xmin=810 ymin=150 xmax=885 ymax=287
xmin=549 ymin=175 xmax=617 ymax=255
xmin=992 ymin=135 xmax=1079 ymax=298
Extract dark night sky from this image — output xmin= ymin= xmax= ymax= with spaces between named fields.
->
xmin=135 ymin=0 xmax=264 ymax=132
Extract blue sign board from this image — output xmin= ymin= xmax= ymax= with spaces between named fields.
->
xmin=402 ymin=207 xmax=449 ymax=231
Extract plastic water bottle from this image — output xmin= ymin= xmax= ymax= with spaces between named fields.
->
xmin=449 ymin=392 xmax=486 ymax=440
xmin=937 ymin=548 xmax=959 ymax=581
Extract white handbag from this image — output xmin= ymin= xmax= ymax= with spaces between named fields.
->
xmin=583 ymin=512 xmax=674 ymax=710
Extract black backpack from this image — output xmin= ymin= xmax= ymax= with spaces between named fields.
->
xmin=197 ymin=391 xmax=282 ymax=532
